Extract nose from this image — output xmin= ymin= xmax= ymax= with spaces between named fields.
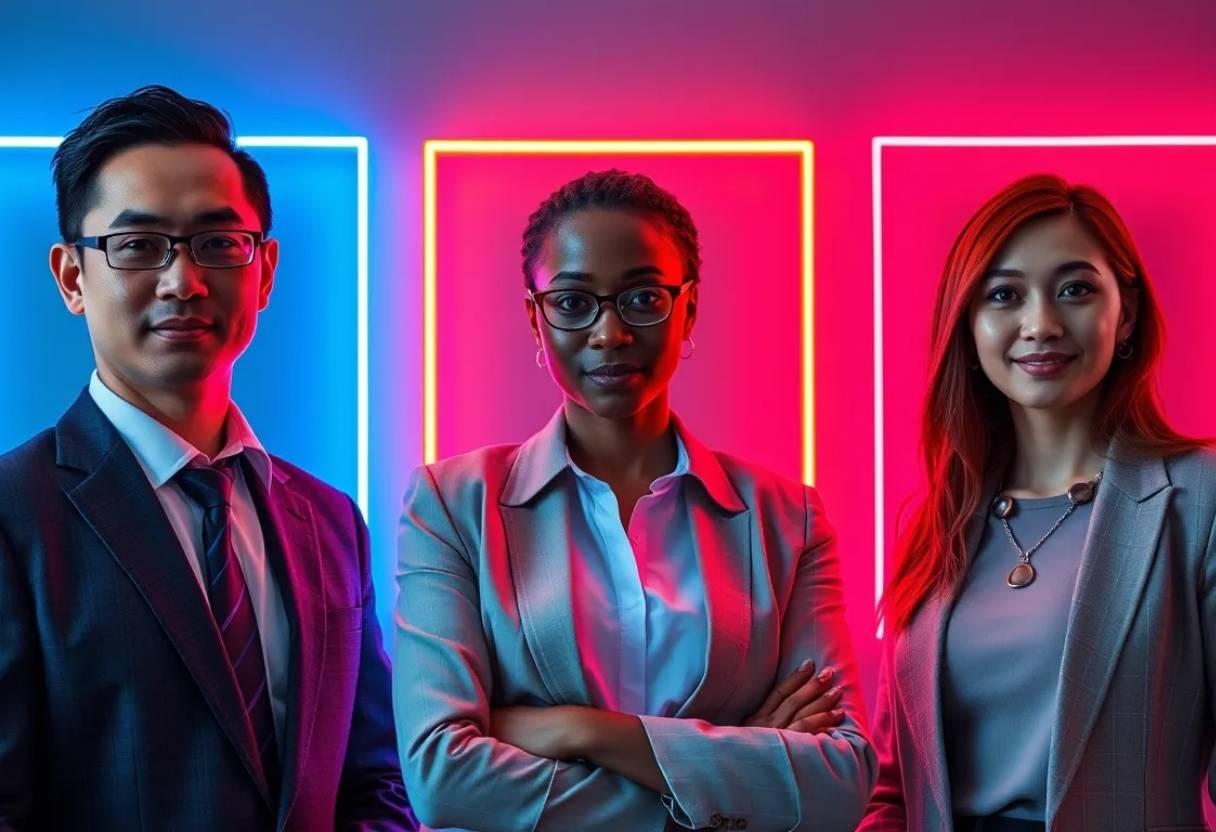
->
xmin=155 ymin=243 xmax=209 ymax=301
xmin=586 ymin=302 xmax=633 ymax=349
xmin=1020 ymin=295 xmax=1064 ymax=341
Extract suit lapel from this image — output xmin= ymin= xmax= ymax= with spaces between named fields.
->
xmin=57 ymin=392 xmax=274 ymax=808
xmin=242 ymin=462 xmax=326 ymax=828
xmin=501 ymin=490 xmax=592 ymax=705
xmin=893 ymin=500 xmax=991 ymax=830
xmin=500 ymin=410 xmax=591 ymax=705
xmin=1046 ymin=442 xmax=1171 ymax=821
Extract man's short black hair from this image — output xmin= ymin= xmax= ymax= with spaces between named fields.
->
xmin=51 ymin=85 xmax=272 ymax=242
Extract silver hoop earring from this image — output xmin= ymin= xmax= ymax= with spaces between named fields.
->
xmin=681 ymin=337 xmax=696 ymax=360
xmin=535 ymin=348 xmax=546 ymax=368
xmin=1116 ymin=340 xmax=1134 ymax=360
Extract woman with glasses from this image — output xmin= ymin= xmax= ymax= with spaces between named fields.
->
xmin=860 ymin=175 xmax=1216 ymax=832
xmin=394 ymin=170 xmax=875 ymax=831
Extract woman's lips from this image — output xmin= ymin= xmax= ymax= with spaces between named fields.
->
xmin=1011 ymin=353 xmax=1076 ymax=377
xmin=585 ymin=364 xmax=645 ymax=388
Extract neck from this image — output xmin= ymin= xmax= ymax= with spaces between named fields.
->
xmin=98 ymin=367 xmax=232 ymax=458
xmin=562 ymin=394 xmax=677 ymax=485
xmin=1006 ymin=390 xmax=1108 ymax=497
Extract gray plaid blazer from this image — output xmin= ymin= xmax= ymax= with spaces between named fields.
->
xmin=861 ymin=439 xmax=1216 ymax=832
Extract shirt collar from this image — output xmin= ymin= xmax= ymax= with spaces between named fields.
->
xmin=500 ymin=407 xmax=744 ymax=512
xmin=88 ymin=370 xmax=274 ymax=490
xmin=567 ymin=429 xmax=690 ymax=491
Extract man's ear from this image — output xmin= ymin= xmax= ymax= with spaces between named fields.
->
xmin=50 ymin=243 xmax=86 ymax=315
xmin=257 ymin=237 xmax=279 ymax=311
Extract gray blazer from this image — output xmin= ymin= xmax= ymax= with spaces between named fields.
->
xmin=393 ymin=410 xmax=876 ymax=832
xmin=861 ymin=440 xmax=1216 ymax=832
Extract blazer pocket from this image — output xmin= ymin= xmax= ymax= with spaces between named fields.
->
xmin=325 ymin=605 xmax=364 ymax=633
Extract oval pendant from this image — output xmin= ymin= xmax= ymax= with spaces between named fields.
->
xmin=1068 ymin=480 xmax=1095 ymax=504
xmin=1007 ymin=562 xmax=1036 ymax=588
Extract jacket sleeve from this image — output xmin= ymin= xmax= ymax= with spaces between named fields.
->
xmin=0 ymin=524 xmax=37 ymax=830
xmin=393 ymin=466 xmax=670 ymax=831
xmin=335 ymin=496 xmax=418 ymax=830
xmin=637 ymin=486 xmax=877 ymax=832
xmin=1202 ymin=506 xmax=1216 ymax=809
xmin=856 ymin=634 xmax=908 ymax=831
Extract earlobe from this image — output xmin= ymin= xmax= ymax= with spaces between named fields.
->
xmin=49 ymin=243 xmax=86 ymax=316
xmin=526 ymin=298 xmax=542 ymax=347
xmin=1117 ymin=285 xmax=1141 ymax=343
xmin=258 ymin=238 xmax=279 ymax=310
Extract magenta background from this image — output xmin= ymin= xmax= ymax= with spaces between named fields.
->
xmin=434 ymin=152 xmax=804 ymax=482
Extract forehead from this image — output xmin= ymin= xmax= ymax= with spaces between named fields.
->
xmin=543 ymin=209 xmax=681 ymax=269
xmin=83 ymin=143 xmax=260 ymax=229
xmin=992 ymin=213 xmax=1110 ymax=273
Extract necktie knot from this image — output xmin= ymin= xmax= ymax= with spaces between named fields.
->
xmin=174 ymin=458 xmax=236 ymax=510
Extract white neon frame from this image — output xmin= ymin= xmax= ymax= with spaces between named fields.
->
xmin=871 ymin=135 xmax=1216 ymax=633
xmin=423 ymin=139 xmax=817 ymax=484
xmin=0 ymin=135 xmax=370 ymax=519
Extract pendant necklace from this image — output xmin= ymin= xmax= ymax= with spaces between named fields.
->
xmin=990 ymin=470 xmax=1102 ymax=589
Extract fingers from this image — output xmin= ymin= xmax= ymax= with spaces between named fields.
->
xmin=769 ymin=665 xmax=835 ymax=728
xmin=787 ymin=708 xmax=846 ymax=735
xmin=789 ymin=683 xmax=845 ymax=725
xmin=747 ymin=658 xmax=816 ymax=723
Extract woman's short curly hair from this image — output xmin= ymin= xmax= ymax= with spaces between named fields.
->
xmin=520 ymin=169 xmax=701 ymax=288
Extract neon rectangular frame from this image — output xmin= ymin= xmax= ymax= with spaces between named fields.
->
xmin=423 ymin=139 xmax=817 ymax=484
xmin=0 ymin=135 xmax=370 ymax=519
xmin=871 ymin=135 xmax=1216 ymax=634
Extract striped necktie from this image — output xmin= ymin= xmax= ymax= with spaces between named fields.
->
xmin=175 ymin=459 xmax=280 ymax=793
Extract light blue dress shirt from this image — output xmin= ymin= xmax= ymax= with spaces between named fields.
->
xmin=565 ymin=431 xmax=708 ymax=717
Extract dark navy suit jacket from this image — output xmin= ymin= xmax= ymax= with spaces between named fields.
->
xmin=0 ymin=391 xmax=414 ymax=830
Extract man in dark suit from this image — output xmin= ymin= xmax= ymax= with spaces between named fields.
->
xmin=0 ymin=86 xmax=415 ymax=830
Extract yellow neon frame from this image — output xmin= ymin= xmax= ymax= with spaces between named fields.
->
xmin=423 ymin=139 xmax=816 ymax=484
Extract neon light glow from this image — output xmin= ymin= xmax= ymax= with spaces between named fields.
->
xmin=0 ymin=135 xmax=370 ymax=520
xmin=423 ymin=139 xmax=816 ymax=484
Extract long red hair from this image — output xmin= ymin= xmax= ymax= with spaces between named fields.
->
xmin=883 ymin=174 xmax=1205 ymax=632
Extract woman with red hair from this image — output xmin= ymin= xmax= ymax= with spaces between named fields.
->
xmin=860 ymin=174 xmax=1216 ymax=832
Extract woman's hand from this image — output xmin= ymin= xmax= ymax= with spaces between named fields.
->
xmin=743 ymin=660 xmax=845 ymax=733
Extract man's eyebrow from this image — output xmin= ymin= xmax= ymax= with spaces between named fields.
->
xmin=108 ymin=209 xmax=169 ymax=229
xmin=106 ymin=206 xmax=247 ymax=230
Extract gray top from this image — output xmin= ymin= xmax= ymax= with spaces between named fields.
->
xmin=941 ymin=488 xmax=1097 ymax=820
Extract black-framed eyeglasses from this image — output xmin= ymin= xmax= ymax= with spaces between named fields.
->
xmin=73 ymin=230 xmax=264 ymax=270
xmin=528 ymin=278 xmax=698 ymax=331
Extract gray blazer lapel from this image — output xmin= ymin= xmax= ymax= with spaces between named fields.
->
xmin=501 ymin=489 xmax=591 ymax=705
xmin=675 ymin=498 xmax=752 ymax=719
xmin=59 ymin=398 xmax=274 ymax=808
xmin=1046 ymin=444 xmax=1171 ymax=820
xmin=894 ymin=590 xmax=953 ymax=827
xmin=893 ymin=504 xmax=990 ymax=830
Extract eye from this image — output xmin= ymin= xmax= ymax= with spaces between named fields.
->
xmin=985 ymin=285 xmax=1019 ymax=304
xmin=116 ymin=236 xmax=157 ymax=251
xmin=549 ymin=292 xmax=593 ymax=313
xmin=199 ymin=234 xmax=241 ymax=250
xmin=1060 ymin=281 xmax=1096 ymax=299
xmin=624 ymin=288 xmax=665 ymax=309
